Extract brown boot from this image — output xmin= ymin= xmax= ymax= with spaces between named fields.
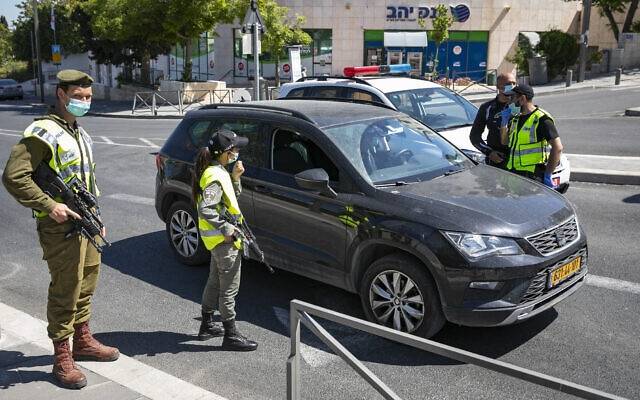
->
xmin=72 ymin=321 xmax=120 ymax=362
xmin=53 ymin=339 xmax=87 ymax=389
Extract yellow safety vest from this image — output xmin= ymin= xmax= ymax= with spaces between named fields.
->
xmin=23 ymin=117 xmax=98 ymax=218
xmin=506 ymin=108 xmax=553 ymax=173
xmin=197 ymin=164 xmax=243 ymax=251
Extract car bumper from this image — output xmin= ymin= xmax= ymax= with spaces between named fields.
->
xmin=444 ymin=268 xmax=586 ymax=327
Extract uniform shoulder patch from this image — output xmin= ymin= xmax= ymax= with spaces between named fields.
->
xmin=203 ymin=183 xmax=223 ymax=205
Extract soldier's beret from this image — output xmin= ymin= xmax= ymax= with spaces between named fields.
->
xmin=56 ymin=69 xmax=93 ymax=87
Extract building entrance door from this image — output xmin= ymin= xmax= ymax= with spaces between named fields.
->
xmin=387 ymin=50 xmax=403 ymax=65
xmin=407 ymin=51 xmax=422 ymax=75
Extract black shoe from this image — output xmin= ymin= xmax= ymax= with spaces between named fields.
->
xmin=198 ymin=311 xmax=224 ymax=341
xmin=222 ymin=320 xmax=258 ymax=351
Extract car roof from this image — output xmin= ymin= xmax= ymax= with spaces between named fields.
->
xmin=188 ymin=100 xmax=400 ymax=128
xmin=282 ymin=76 xmax=441 ymax=94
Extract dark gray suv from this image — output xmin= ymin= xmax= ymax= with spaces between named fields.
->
xmin=155 ymin=100 xmax=588 ymax=338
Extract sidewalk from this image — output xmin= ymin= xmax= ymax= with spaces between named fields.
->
xmin=0 ymin=302 xmax=227 ymax=400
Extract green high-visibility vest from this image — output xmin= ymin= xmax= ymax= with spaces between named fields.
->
xmin=197 ymin=164 xmax=243 ymax=251
xmin=506 ymin=108 xmax=553 ymax=173
xmin=23 ymin=118 xmax=98 ymax=218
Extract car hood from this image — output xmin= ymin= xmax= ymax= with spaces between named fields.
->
xmin=437 ymin=125 xmax=474 ymax=152
xmin=375 ymin=165 xmax=574 ymax=237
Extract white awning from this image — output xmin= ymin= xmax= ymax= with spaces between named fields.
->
xmin=384 ymin=32 xmax=428 ymax=48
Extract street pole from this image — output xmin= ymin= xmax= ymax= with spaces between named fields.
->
xmin=253 ymin=23 xmax=260 ymax=101
xmin=577 ymin=0 xmax=592 ymax=83
xmin=32 ymin=0 xmax=45 ymax=103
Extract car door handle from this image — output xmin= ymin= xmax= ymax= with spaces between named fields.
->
xmin=254 ymin=185 xmax=272 ymax=194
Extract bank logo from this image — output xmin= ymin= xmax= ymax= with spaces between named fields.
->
xmin=386 ymin=4 xmax=471 ymax=23
xmin=450 ymin=4 xmax=470 ymax=22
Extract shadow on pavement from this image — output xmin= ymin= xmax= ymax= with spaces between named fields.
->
xmin=0 ymin=351 xmax=54 ymax=389
xmin=102 ymin=231 xmax=557 ymax=366
xmin=92 ymin=331 xmax=232 ymax=356
xmin=622 ymin=194 xmax=640 ymax=204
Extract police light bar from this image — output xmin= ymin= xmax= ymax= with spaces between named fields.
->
xmin=343 ymin=64 xmax=412 ymax=77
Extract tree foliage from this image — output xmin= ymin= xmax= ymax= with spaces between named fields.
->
xmin=258 ymin=0 xmax=311 ymax=85
xmin=536 ymin=29 xmax=580 ymax=79
xmin=419 ymin=4 xmax=453 ymax=75
xmin=568 ymin=0 xmax=640 ymax=42
xmin=0 ymin=17 xmax=12 ymax=66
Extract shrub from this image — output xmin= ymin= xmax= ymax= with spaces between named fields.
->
xmin=535 ymin=29 xmax=579 ymax=80
xmin=507 ymin=34 xmax=534 ymax=76
xmin=0 ymin=60 xmax=31 ymax=82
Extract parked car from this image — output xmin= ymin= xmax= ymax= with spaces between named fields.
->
xmin=0 ymin=79 xmax=24 ymax=100
xmin=155 ymin=100 xmax=587 ymax=338
xmin=278 ymin=68 xmax=570 ymax=193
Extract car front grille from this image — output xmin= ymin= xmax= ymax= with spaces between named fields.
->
xmin=526 ymin=217 xmax=579 ymax=256
xmin=520 ymin=247 xmax=587 ymax=304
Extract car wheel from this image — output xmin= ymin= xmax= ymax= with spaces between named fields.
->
xmin=166 ymin=201 xmax=210 ymax=266
xmin=360 ymin=253 xmax=445 ymax=338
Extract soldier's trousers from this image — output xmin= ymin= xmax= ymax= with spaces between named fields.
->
xmin=201 ymin=243 xmax=241 ymax=321
xmin=37 ymin=217 xmax=100 ymax=341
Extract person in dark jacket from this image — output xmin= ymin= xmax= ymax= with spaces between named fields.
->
xmin=469 ymin=72 xmax=516 ymax=168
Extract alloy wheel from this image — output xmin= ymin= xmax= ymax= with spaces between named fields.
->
xmin=169 ymin=210 xmax=199 ymax=258
xmin=369 ymin=270 xmax=425 ymax=333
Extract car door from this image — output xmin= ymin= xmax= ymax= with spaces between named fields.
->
xmin=250 ymin=123 xmax=351 ymax=287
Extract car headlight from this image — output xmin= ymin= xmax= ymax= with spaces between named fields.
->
xmin=443 ymin=231 xmax=523 ymax=259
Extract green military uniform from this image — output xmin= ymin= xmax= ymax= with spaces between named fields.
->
xmin=1 ymin=70 xmax=101 ymax=341
xmin=197 ymin=161 xmax=243 ymax=321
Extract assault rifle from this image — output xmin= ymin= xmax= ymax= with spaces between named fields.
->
xmin=221 ymin=207 xmax=274 ymax=274
xmin=33 ymin=163 xmax=110 ymax=253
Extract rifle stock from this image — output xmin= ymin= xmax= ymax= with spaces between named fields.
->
xmin=221 ymin=208 xmax=274 ymax=274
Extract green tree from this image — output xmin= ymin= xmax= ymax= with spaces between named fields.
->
xmin=258 ymin=0 xmax=311 ymax=86
xmin=0 ymin=18 xmax=13 ymax=65
xmin=535 ymin=29 xmax=580 ymax=80
xmin=567 ymin=0 xmax=640 ymax=42
xmin=419 ymin=4 xmax=453 ymax=75
xmin=0 ymin=15 xmax=9 ymax=28
xmin=11 ymin=0 xmax=86 ymax=65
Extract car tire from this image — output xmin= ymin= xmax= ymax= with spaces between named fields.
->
xmin=359 ymin=253 xmax=445 ymax=338
xmin=165 ymin=201 xmax=210 ymax=266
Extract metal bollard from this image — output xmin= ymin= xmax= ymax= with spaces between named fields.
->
xmin=615 ymin=68 xmax=622 ymax=85
xmin=566 ymin=70 xmax=573 ymax=87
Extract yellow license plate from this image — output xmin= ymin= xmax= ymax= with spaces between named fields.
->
xmin=550 ymin=257 xmax=582 ymax=287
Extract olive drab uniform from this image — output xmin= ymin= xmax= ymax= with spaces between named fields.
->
xmin=4 ymin=112 xmax=101 ymax=341
xmin=197 ymin=163 xmax=244 ymax=322
xmin=506 ymin=108 xmax=553 ymax=173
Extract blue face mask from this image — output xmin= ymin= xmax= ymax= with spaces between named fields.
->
xmin=66 ymin=98 xmax=91 ymax=117
xmin=508 ymin=102 xmax=521 ymax=115
xmin=503 ymin=84 xmax=514 ymax=94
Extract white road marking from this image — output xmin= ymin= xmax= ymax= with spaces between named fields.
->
xmin=0 ymin=262 xmax=22 ymax=281
xmin=587 ymin=274 xmax=640 ymax=295
xmin=106 ymin=193 xmax=155 ymax=206
xmin=100 ymin=135 xmax=115 ymax=144
xmin=0 ymin=301 xmax=228 ymax=400
xmin=0 ymin=131 xmax=20 ymax=138
xmin=565 ymin=153 xmax=640 ymax=161
xmin=0 ymin=128 xmax=22 ymax=133
xmin=139 ymin=138 xmax=160 ymax=148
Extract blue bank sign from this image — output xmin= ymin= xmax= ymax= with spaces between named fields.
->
xmin=386 ymin=4 xmax=471 ymax=23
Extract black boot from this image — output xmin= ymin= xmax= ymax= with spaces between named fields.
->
xmin=222 ymin=320 xmax=258 ymax=351
xmin=198 ymin=311 xmax=224 ymax=341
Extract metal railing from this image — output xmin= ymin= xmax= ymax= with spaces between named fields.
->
xmin=286 ymin=300 xmax=627 ymax=400
xmin=132 ymin=89 xmax=233 ymax=115
xmin=451 ymin=68 xmax=498 ymax=94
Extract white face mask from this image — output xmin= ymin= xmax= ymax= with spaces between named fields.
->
xmin=227 ymin=152 xmax=239 ymax=163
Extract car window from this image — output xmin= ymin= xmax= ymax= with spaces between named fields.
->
xmin=189 ymin=120 xmax=214 ymax=148
xmin=309 ymin=87 xmax=342 ymax=98
xmin=0 ymin=79 xmax=17 ymax=86
xmin=271 ymin=129 xmax=340 ymax=182
xmin=324 ymin=116 xmax=474 ymax=185
xmin=345 ymin=88 xmax=382 ymax=104
xmin=285 ymin=88 xmax=305 ymax=98
xmin=387 ymin=87 xmax=478 ymax=131
xmin=213 ymin=120 xmax=267 ymax=168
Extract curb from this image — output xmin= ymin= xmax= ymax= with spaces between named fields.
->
xmin=625 ymin=107 xmax=640 ymax=116
xmin=571 ymin=169 xmax=640 ymax=186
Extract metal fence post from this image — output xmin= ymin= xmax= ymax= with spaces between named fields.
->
xmin=178 ymin=90 xmax=183 ymax=114
xmin=615 ymin=68 xmax=622 ymax=85
xmin=152 ymin=93 xmax=157 ymax=116
xmin=566 ymin=70 xmax=573 ymax=87
xmin=286 ymin=304 xmax=301 ymax=400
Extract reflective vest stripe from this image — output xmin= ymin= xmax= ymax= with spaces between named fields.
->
xmin=200 ymin=229 xmax=223 ymax=237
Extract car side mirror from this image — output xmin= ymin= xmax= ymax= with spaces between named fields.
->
xmin=295 ymin=168 xmax=337 ymax=198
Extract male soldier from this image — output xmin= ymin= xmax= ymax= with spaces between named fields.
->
xmin=499 ymin=84 xmax=564 ymax=188
xmin=469 ymin=72 xmax=516 ymax=168
xmin=2 ymin=70 xmax=119 ymax=389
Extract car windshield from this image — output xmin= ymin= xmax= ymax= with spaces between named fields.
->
xmin=324 ymin=116 xmax=474 ymax=185
xmin=0 ymin=79 xmax=17 ymax=86
xmin=386 ymin=87 xmax=478 ymax=131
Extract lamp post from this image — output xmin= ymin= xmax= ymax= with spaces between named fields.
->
xmin=242 ymin=0 xmax=265 ymax=101
xmin=577 ymin=0 xmax=592 ymax=83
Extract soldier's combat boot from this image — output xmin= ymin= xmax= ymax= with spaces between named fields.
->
xmin=198 ymin=311 xmax=224 ymax=340
xmin=222 ymin=320 xmax=258 ymax=351
xmin=53 ymin=339 xmax=87 ymax=389
xmin=72 ymin=321 xmax=120 ymax=362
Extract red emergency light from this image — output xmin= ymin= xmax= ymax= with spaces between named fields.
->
xmin=343 ymin=64 xmax=412 ymax=77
